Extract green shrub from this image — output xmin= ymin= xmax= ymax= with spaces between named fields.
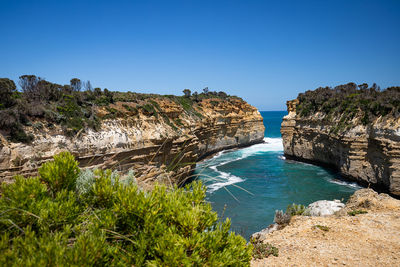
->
xmin=122 ymin=104 xmax=138 ymax=115
xmin=348 ymin=210 xmax=368 ymax=216
xmin=313 ymin=225 xmax=330 ymax=231
xmin=250 ymin=238 xmax=278 ymax=259
xmin=296 ymin=83 xmax=400 ymax=133
xmin=139 ymin=103 xmax=158 ymax=118
xmin=286 ymin=203 xmax=306 ymax=216
xmin=0 ymin=152 xmax=252 ymax=266
xmin=9 ymin=123 xmax=34 ymax=144
xmin=39 ymin=151 xmax=80 ymax=195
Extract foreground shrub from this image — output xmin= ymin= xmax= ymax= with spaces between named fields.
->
xmin=38 ymin=151 xmax=80 ymax=195
xmin=0 ymin=152 xmax=252 ymax=266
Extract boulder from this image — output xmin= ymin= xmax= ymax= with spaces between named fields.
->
xmin=307 ymin=199 xmax=345 ymax=216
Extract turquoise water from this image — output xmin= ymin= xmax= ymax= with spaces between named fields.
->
xmin=195 ymin=111 xmax=360 ymax=239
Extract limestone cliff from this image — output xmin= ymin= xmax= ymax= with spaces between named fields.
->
xmin=0 ymin=96 xmax=264 ymax=187
xmin=281 ymin=94 xmax=400 ymax=196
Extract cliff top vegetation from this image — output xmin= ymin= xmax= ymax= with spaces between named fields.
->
xmin=296 ymin=83 xmax=400 ymax=133
xmin=0 ymin=75 xmax=238 ymax=143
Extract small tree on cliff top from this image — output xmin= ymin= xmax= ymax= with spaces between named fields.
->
xmin=183 ymin=89 xmax=191 ymax=97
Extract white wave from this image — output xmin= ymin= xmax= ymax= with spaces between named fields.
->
xmin=329 ymin=179 xmax=362 ymax=189
xmin=278 ymin=155 xmax=286 ymax=160
xmin=240 ymin=138 xmax=283 ymax=158
xmin=203 ymin=137 xmax=283 ymax=193
xmin=207 ymin=171 xmax=244 ymax=193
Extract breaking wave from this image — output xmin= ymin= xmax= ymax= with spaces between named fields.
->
xmin=199 ymin=138 xmax=283 ymax=193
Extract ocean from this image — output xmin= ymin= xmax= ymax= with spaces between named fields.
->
xmin=194 ymin=111 xmax=360 ymax=239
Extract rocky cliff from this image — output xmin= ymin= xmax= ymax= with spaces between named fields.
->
xmin=281 ymin=84 xmax=400 ymax=196
xmin=0 ymin=96 xmax=264 ymax=187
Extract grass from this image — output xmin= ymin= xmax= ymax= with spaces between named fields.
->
xmin=313 ymin=225 xmax=330 ymax=232
xmin=348 ymin=210 xmax=368 ymax=216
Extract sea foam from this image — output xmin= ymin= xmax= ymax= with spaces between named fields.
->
xmin=202 ymin=138 xmax=283 ymax=193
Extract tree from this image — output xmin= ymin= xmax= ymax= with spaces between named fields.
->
xmin=84 ymin=80 xmax=93 ymax=91
xmin=104 ymin=88 xmax=114 ymax=103
xmin=0 ymin=78 xmax=17 ymax=108
xmin=183 ymin=89 xmax=191 ymax=97
xmin=218 ymin=91 xmax=228 ymax=98
xmin=94 ymin=87 xmax=102 ymax=96
xmin=358 ymin=83 xmax=368 ymax=90
xmin=37 ymin=80 xmax=63 ymax=101
xmin=203 ymin=87 xmax=209 ymax=94
xmin=192 ymin=91 xmax=199 ymax=102
xmin=19 ymin=75 xmax=40 ymax=100
xmin=70 ymin=78 xmax=82 ymax=92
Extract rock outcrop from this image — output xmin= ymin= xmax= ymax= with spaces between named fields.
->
xmin=307 ymin=200 xmax=345 ymax=216
xmin=0 ymin=97 xmax=264 ymax=187
xmin=251 ymin=189 xmax=400 ymax=266
xmin=281 ymin=99 xmax=400 ymax=196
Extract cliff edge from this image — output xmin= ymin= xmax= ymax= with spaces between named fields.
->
xmin=251 ymin=188 xmax=400 ymax=266
xmin=281 ymin=83 xmax=400 ymax=196
xmin=0 ymin=81 xmax=264 ymax=187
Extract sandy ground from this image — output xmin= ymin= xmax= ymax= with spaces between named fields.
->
xmin=251 ymin=189 xmax=400 ymax=267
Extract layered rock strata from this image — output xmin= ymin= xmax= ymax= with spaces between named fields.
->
xmin=281 ymin=99 xmax=400 ymax=196
xmin=0 ymin=97 xmax=264 ymax=187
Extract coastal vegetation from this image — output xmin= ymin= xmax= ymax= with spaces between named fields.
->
xmin=0 ymin=152 xmax=253 ymax=266
xmin=0 ymin=75 xmax=234 ymax=143
xmin=312 ymin=225 xmax=330 ymax=232
xmin=348 ymin=210 xmax=368 ymax=216
xmin=296 ymin=83 xmax=400 ymax=133
xmin=250 ymin=240 xmax=279 ymax=259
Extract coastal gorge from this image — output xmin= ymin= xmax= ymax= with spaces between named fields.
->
xmin=281 ymin=83 xmax=400 ymax=196
xmin=0 ymin=77 xmax=265 ymax=188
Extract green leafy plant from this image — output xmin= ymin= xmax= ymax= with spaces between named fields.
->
xmin=0 ymin=152 xmax=252 ymax=266
xmin=250 ymin=238 xmax=279 ymax=259
xmin=296 ymin=83 xmax=400 ymax=133
xmin=313 ymin=225 xmax=330 ymax=231
xmin=38 ymin=151 xmax=80 ymax=195
xmin=286 ymin=203 xmax=307 ymax=216
xmin=348 ymin=210 xmax=368 ymax=216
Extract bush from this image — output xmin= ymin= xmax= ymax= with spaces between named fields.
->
xmin=313 ymin=225 xmax=330 ymax=231
xmin=286 ymin=203 xmax=307 ymax=216
xmin=0 ymin=78 xmax=17 ymax=108
xmin=38 ymin=151 xmax=80 ymax=195
xmin=295 ymin=83 xmax=400 ymax=132
xmin=274 ymin=210 xmax=291 ymax=225
xmin=347 ymin=210 xmax=368 ymax=216
xmin=0 ymin=152 xmax=252 ymax=266
xmin=250 ymin=239 xmax=278 ymax=259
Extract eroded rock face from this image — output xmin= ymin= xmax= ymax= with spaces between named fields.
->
xmin=281 ymin=100 xmax=400 ymax=196
xmin=0 ymin=97 xmax=264 ymax=186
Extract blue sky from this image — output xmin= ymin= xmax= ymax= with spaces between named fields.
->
xmin=1 ymin=0 xmax=399 ymax=110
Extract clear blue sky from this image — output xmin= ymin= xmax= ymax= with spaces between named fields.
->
xmin=1 ymin=0 xmax=399 ymax=110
